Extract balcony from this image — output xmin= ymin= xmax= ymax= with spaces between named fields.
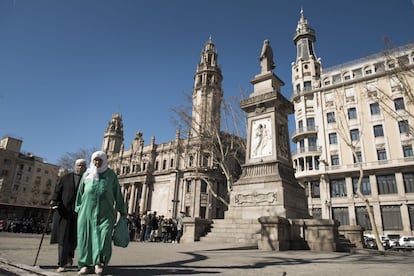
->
xmin=292 ymin=126 xmax=318 ymax=142
xmin=291 ymin=146 xmax=322 ymax=158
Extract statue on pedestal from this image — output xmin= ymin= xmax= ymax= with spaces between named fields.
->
xmin=259 ymin=40 xmax=275 ymax=73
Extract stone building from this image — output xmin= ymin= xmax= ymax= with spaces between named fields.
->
xmin=102 ymin=38 xmax=243 ymax=220
xmin=291 ymin=10 xmax=414 ymax=236
xmin=0 ymin=136 xmax=60 ymax=206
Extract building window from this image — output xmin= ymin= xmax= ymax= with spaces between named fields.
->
xmin=312 ymin=208 xmax=322 ymax=219
xmin=298 ymin=120 xmax=303 ymax=131
xmin=403 ymin=145 xmax=413 ymax=157
xmin=308 ymin=136 xmax=317 ymax=150
xmin=356 ymin=206 xmax=372 ymax=230
xmin=370 ymin=103 xmax=380 ymax=115
xmin=331 ymin=154 xmax=340 ymax=166
xmin=352 ymin=176 xmax=371 ymax=195
xmin=202 ymin=154 xmax=209 ymax=167
xmin=327 ymin=112 xmax=336 ymax=123
xmin=403 ymin=172 xmax=414 ymax=193
xmin=201 ymin=180 xmax=208 ymax=193
xmin=373 ymin=125 xmax=384 ymax=137
xmin=170 ymin=158 xmax=174 ymax=168
xmin=332 ymin=207 xmax=349 ymax=226
xmin=329 ymin=133 xmax=338 ymax=144
xmin=353 ymin=151 xmax=363 ymax=163
xmin=189 ymin=155 xmax=194 ymax=167
xmin=162 ymin=160 xmax=167 ymax=170
xmin=306 ymin=117 xmax=315 ymax=130
xmin=381 ymin=205 xmax=403 ymax=230
xmin=330 ymin=178 xmax=347 ymax=197
xmin=376 ymin=174 xmax=397 ymax=194
xmin=311 ymin=180 xmax=320 ymax=198
xmin=408 ymin=205 xmax=414 ymax=230
xmin=142 ymin=162 xmax=147 ymax=171
xmin=304 ymin=81 xmax=312 ymax=91
xmin=398 ymin=120 xmax=409 ymax=134
xmin=347 ymin=107 xmax=357 ymax=120
xmin=155 ymin=161 xmax=159 ymax=171
xmin=200 ymin=206 xmax=206 ymax=219
xmin=394 ymin=97 xmax=405 ymax=110
xmin=350 ymin=129 xmax=360 ymax=141
xmin=377 ymin=148 xmax=387 ymax=160
xmin=186 ymin=179 xmax=192 ymax=193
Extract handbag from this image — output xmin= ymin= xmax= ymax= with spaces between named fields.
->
xmin=113 ymin=216 xmax=130 ymax=248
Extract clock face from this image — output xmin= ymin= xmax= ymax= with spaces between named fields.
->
xmin=250 ymin=118 xmax=272 ymax=158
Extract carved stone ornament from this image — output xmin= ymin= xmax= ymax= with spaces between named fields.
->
xmin=235 ymin=191 xmax=277 ymax=206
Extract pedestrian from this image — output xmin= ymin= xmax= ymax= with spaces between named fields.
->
xmin=75 ymin=151 xmax=127 ymax=275
xmin=175 ymin=211 xmax=185 ymax=243
xmin=50 ymin=159 xmax=87 ymax=273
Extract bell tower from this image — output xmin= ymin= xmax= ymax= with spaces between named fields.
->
xmin=191 ymin=37 xmax=223 ymax=137
xmin=292 ymin=8 xmax=321 ymax=94
xmin=102 ymin=113 xmax=124 ymax=155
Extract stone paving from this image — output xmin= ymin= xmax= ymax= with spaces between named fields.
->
xmin=1 ymin=232 xmax=414 ymax=276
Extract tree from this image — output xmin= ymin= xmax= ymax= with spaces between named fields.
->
xmin=57 ymin=147 xmax=98 ymax=172
xmin=334 ymin=89 xmax=385 ymax=253
xmin=171 ymin=93 xmax=246 ymax=207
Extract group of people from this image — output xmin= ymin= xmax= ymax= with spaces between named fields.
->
xmin=50 ymin=151 xmax=127 ymax=275
xmin=126 ymin=211 xmax=185 ymax=244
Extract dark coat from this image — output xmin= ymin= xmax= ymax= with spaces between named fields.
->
xmin=50 ymin=172 xmax=80 ymax=245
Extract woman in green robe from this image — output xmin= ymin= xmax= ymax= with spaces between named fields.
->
xmin=75 ymin=151 xmax=127 ymax=275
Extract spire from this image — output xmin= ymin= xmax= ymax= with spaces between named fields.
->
xmin=293 ymin=8 xmax=317 ymax=61
xmin=191 ymin=38 xmax=224 ymax=137
xmin=293 ymin=8 xmax=316 ymax=45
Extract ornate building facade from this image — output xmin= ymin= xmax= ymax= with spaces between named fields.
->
xmin=291 ymin=10 xmax=414 ymax=236
xmin=102 ymin=38 xmax=241 ymax=220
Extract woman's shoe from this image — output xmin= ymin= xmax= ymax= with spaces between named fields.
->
xmin=78 ymin=266 xmax=88 ymax=275
xmin=95 ymin=265 xmax=103 ymax=274
xmin=56 ymin=267 xmax=66 ymax=272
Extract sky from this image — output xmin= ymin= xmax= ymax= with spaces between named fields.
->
xmin=0 ymin=0 xmax=413 ymax=165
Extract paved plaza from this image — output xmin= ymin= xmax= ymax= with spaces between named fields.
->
xmin=0 ymin=232 xmax=413 ymax=276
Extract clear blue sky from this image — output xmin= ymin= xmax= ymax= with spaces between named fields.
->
xmin=0 ymin=0 xmax=413 ymax=165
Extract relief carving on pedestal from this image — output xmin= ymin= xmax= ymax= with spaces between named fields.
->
xmin=235 ymin=191 xmax=277 ymax=206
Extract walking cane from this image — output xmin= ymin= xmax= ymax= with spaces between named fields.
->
xmin=33 ymin=205 xmax=56 ymax=266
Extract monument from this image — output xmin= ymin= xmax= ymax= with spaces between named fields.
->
xmin=225 ymin=39 xmax=309 ymax=220
xmin=198 ymin=40 xmax=312 ymax=247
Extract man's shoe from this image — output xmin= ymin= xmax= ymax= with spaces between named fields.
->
xmin=78 ymin=267 xmax=88 ymax=275
xmin=56 ymin=267 xmax=66 ymax=273
xmin=95 ymin=265 xmax=103 ymax=274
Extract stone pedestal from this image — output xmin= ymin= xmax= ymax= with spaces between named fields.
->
xmin=258 ymin=216 xmax=290 ymax=251
xmin=339 ymin=225 xmax=364 ymax=249
xmin=290 ymin=218 xmax=339 ymax=251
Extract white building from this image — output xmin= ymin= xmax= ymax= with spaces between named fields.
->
xmin=291 ymin=10 xmax=414 ymax=236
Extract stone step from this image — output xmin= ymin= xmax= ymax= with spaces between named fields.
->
xmin=201 ymin=218 xmax=262 ymax=245
xmin=214 ymin=218 xmax=259 ymax=224
xmin=203 ymin=231 xmax=260 ymax=239
xmin=200 ymin=236 xmax=259 ymax=246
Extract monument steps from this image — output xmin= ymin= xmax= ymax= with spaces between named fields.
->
xmin=200 ymin=218 xmax=261 ymax=246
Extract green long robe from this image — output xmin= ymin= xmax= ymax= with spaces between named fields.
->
xmin=75 ymin=169 xmax=126 ymax=268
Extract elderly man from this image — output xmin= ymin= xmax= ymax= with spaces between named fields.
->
xmin=50 ymin=159 xmax=87 ymax=273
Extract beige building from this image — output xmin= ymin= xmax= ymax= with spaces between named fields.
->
xmin=0 ymin=136 xmax=60 ymax=207
xmin=103 ymin=38 xmax=242 ymax=220
xmin=291 ymin=11 xmax=414 ymax=236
